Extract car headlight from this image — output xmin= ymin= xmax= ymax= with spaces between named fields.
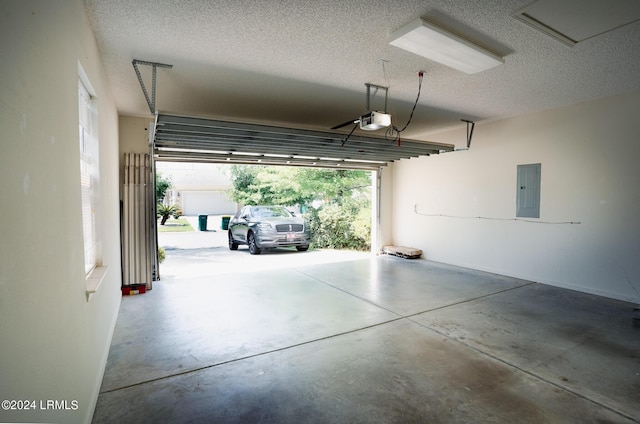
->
xmin=257 ymin=223 xmax=272 ymax=230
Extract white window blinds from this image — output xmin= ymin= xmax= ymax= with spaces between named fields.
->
xmin=78 ymin=78 xmax=100 ymax=275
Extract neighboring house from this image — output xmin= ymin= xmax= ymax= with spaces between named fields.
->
xmin=157 ymin=162 xmax=237 ymax=215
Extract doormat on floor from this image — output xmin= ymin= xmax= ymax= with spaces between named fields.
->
xmin=383 ymin=245 xmax=422 ymax=259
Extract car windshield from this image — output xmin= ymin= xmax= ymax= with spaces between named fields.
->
xmin=251 ymin=206 xmax=292 ymax=219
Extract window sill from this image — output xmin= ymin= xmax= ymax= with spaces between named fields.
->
xmin=86 ymin=265 xmax=108 ymax=302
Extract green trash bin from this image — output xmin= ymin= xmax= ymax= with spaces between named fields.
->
xmin=221 ymin=216 xmax=231 ymax=230
xmin=198 ymin=215 xmax=208 ymax=231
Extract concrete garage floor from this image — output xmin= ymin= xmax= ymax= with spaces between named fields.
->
xmin=93 ymin=229 xmax=640 ymax=423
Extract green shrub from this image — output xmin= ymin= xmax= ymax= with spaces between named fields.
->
xmin=306 ymin=201 xmax=370 ymax=251
xmin=158 ymin=247 xmax=165 ymax=263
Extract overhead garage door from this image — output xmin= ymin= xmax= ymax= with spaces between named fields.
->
xmin=152 ymin=114 xmax=455 ymax=169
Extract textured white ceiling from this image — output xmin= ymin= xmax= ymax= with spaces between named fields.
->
xmin=84 ymin=0 xmax=640 ymax=141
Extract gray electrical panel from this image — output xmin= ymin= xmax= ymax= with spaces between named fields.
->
xmin=516 ymin=163 xmax=541 ymax=218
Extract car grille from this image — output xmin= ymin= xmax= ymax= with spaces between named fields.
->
xmin=275 ymin=224 xmax=303 ymax=232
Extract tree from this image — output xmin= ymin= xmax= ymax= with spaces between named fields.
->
xmin=227 ymin=165 xmax=370 ymax=208
xmin=156 ymin=172 xmax=172 ymax=203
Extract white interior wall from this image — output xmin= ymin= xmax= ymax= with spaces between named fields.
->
xmin=387 ymin=90 xmax=640 ymax=303
xmin=377 ymin=166 xmax=394 ymax=252
xmin=0 ymin=2 xmax=121 ymax=423
xmin=119 ymin=115 xmax=153 ymax=188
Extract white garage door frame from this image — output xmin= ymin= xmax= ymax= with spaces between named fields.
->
xmin=151 ymin=113 xmax=454 ymax=253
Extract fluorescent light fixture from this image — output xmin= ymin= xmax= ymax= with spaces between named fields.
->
xmin=389 ymin=18 xmax=504 ymax=74
xmin=264 ymin=153 xmax=291 ymax=158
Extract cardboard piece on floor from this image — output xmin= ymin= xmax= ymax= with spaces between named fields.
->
xmin=383 ymin=245 xmax=422 ymax=259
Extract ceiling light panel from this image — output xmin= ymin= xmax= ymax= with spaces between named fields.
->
xmin=513 ymin=0 xmax=640 ymax=46
xmin=389 ymin=18 xmax=504 ymax=74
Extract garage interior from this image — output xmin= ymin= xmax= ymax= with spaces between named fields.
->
xmin=2 ymin=1 xmax=639 ymax=423
xmin=93 ymin=252 xmax=639 ymax=422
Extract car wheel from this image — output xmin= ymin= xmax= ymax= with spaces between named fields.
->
xmin=248 ymin=231 xmax=261 ymax=255
xmin=296 ymin=246 xmax=309 ymax=252
xmin=228 ymin=231 xmax=238 ymax=250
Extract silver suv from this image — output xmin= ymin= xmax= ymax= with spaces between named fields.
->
xmin=228 ymin=206 xmax=311 ymax=255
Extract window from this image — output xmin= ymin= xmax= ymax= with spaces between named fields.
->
xmin=78 ymin=70 xmax=100 ymax=275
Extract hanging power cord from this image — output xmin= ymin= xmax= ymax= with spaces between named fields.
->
xmin=386 ymin=71 xmax=424 ymax=146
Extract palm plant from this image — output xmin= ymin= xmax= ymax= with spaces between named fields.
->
xmin=157 ymin=203 xmax=181 ymax=225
